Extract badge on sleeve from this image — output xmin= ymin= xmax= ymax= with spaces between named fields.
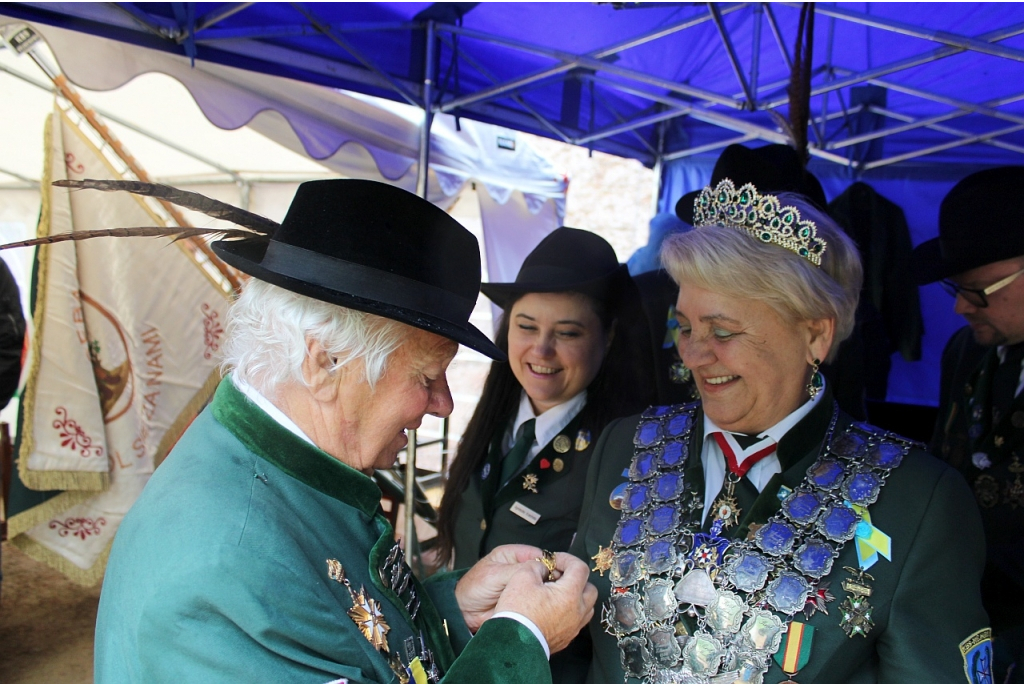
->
xmin=959 ymin=628 xmax=994 ymax=684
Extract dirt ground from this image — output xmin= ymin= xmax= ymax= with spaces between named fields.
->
xmin=0 ymin=542 xmax=98 ymax=683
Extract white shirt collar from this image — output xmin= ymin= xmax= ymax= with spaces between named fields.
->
xmin=702 ymin=378 xmax=824 ymax=453
xmin=508 ymin=389 xmax=587 ymax=462
xmin=699 ymin=379 xmax=826 ymax=524
xmin=231 ymin=374 xmax=315 ymax=446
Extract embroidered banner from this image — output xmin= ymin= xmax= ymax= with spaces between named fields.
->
xmin=7 ymin=104 xmax=229 ymax=584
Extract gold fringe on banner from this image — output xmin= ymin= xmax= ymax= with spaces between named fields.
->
xmin=6 ymin=489 xmax=94 ymax=539
xmin=16 ymin=109 xmax=109 ymax=493
xmin=10 ymin=532 xmax=112 ymax=587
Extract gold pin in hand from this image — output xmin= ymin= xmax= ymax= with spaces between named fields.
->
xmin=537 ymin=549 xmax=557 ymax=582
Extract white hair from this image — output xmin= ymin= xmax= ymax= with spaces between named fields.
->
xmin=221 ymin=279 xmax=409 ymax=394
xmin=661 ymin=193 xmax=863 ymax=362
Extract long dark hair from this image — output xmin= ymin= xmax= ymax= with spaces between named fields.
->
xmin=435 ymin=284 xmax=655 ymax=567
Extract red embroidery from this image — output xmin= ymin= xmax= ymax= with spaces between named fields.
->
xmin=201 ymin=303 xmax=223 ymax=360
xmin=64 ymin=152 xmax=85 ymax=174
xmin=52 ymin=406 xmax=104 ymax=458
xmin=49 ymin=516 xmax=107 ymax=540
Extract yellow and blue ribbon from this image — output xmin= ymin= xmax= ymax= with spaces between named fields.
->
xmin=848 ymin=502 xmax=891 ymax=570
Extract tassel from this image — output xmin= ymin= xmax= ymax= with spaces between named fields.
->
xmin=52 ymin=179 xmax=279 ymax=236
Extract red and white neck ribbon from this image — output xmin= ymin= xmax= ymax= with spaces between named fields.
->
xmin=711 ymin=432 xmax=778 ymax=478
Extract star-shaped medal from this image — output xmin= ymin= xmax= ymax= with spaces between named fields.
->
xmin=591 ymin=545 xmax=614 ymax=576
xmin=711 ymin=493 xmax=741 ymax=529
xmin=803 ymin=581 xmax=835 ymax=619
xmin=348 ymin=586 xmax=391 ymax=651
xmin=522 ymin=473 xmax=539 ymax=493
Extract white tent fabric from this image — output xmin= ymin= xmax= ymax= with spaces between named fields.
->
xmin=0 ymin=16 xmax=568 ymax=316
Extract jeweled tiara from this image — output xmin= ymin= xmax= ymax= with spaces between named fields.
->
xmin=692 ymin=179 xmax=826 ymax=266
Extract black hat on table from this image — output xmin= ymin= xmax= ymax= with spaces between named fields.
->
xmin=212 ymin=179 xmax=503 ymax=360
xmin=675 ymin=144 xmax=827 ymax=225
xmin=910 ymin=166 xmax=1024 ymax=284
xmin=481 ymin=227 xmax=629 ymax=310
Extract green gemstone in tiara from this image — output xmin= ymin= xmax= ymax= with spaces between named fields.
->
xmin=691 ymin=178 xmax=827 ymax=267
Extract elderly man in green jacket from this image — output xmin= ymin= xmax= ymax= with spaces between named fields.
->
xmin=94 ymin=180 xmax=597 ymax=684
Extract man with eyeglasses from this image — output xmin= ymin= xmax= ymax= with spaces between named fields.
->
xmin=912 ymin=165 xmax=1024 ymax=683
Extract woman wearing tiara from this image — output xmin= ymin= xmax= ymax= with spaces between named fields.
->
xmin=568 ymin=181 xmax=991 ymax=683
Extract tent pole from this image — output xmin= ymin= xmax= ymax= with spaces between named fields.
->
xmin=761 ymin=22 xmax=1024 ymax=110
xmin=11 ymin=34 xmax=241 ymax=292
xmin=809 ymin=3 xmax=1024 ymax=64
xmin=750 ymin=4 xmax=763 ymax=105
xmin=440 ymin=21 xmax=743 ymax=111
xmin=650 ymin=120 xmax=666 ymax=218
xmin=407 ymin=19 xmax=436 ymax=557
xmin=415 ymin=21 xmax=435 ymax=198
xmin=437 ymin=34 xmax=575 ymax=144
xmin=709 ymin=3 xmax=755 ymax=109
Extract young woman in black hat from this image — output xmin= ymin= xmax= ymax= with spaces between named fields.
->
xmin=436 ymin=227 xmax=656 ymax=571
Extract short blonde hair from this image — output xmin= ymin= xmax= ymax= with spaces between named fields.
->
xmin=662 ymin=193 xmax=862 ymax=362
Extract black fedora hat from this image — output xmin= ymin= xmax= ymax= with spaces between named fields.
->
xmin=675 ymin=144 xmax=827 ymax=225
xmin=212 ymin=179 xmax=503 ymax=360
xmin=910 ymin=166 xmax=1024 ymax=284
xmin=481 ymin=227 xmax=628 ymax=310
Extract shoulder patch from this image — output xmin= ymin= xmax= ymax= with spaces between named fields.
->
xmin=959 ymin=628 xmax=994 ymax=684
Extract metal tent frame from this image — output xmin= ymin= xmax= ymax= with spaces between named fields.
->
xmin=4 ymin=2 xmax=1023 ymax=181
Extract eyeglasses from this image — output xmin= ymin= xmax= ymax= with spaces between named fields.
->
xmin=940 ymin=267 xmax=1024 ymax=308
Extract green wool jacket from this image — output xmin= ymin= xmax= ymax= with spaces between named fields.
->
xmin=94 ymin=378 xmax=549 ymax=684
xmin=453 ymin=412 xmax=594 ymax=570
xmin=569 ymin=390 xmax=990 ymax=683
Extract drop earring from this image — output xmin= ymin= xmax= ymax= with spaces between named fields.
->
xmin=807 ymin=358 xmax=823 ymax=399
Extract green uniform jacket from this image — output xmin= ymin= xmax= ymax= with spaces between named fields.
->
xmin=94 ymin=378 xmax=549 ymax=684
xmin=931 ymin=325 xmax=1024 ymax=646
xmin=453 ymin=413 xmax=594 ymax=570
xmin=569 ymin=390 xmax=990 ymax=683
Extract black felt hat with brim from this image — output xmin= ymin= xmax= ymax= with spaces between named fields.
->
xmin=481 ymin=227 xmax=629 ymax=310
xmin=675 ymin=144 xmax=827 ymax=225
xmin=910 ymin=166 xmax=1024 ymax=284
xmin=212 ymin=179 xmax=503 ymax=360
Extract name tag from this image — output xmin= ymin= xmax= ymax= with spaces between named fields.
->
xmin=509 ymin=501 xmax=541 ymax=525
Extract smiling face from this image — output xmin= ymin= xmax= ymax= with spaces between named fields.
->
xmin=674 ymin=282 xmax=833 ymax=434
xmin=507 ymin=292 xmax=611 ymax=415
xmin=951 ymin=256 xmax=1024 ymax=346
xmin=287 ymin=326 xmax=458 ymax=474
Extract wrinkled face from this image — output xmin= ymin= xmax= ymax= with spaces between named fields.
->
xmin=329 ymin=327 xmax=457 ymax=474
xmin=675 ymin=283 xmax=825 ymax=434
xmin=507 ymin=292 xmax=610 ymax=415
xmin=951 ymin=257 xmax=1024 ymax=346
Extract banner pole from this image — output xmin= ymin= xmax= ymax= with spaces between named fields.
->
xmin=5 ymin=27 xmax=241 ymax=293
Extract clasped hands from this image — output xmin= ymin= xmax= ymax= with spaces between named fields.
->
xmin=455 ymin=544 xmax=597 ymax=654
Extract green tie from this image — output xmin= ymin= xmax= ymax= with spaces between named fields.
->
xmin=499 ymin=418 xmax=536 ymax=486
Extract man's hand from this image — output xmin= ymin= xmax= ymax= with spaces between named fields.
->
xmin=492 ymin=552 xmax=597 ymax=654
xmin=455 ymin=544 xmax=543 ymax=633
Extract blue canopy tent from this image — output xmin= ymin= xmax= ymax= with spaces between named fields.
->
xmin=2 ymin=1 xmax=1023 ymax=408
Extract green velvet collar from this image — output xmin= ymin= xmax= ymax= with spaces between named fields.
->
xmin=211 ymin=377 xmax=382 ymax=517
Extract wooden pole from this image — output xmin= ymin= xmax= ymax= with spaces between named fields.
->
xmin=26 ymin=49 xmax=242 ymax=292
